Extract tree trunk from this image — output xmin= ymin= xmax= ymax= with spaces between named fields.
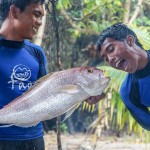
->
xmin=128 ymin=0 xmax=143 ymax=26
xmin=33 ymin=8 xmax=47 ymax=46
xmin=123 ymin=0 xmax=131 ymax=24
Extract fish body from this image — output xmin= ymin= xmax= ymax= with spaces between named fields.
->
xmin=0 ymin=66 xmax=109 ymax=127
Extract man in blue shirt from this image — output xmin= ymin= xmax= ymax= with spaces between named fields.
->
xmin=96 ymin=23 xmax=150 ymax=131
xmin=0 ymin=0 xmax=47 ymax=149
xmin=0 ymin=0 xmax=106 ymax=149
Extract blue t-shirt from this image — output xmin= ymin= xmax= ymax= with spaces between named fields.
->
xmin=0 ymin=38 xmax=47 ymax=140
xmin=120 ymin=50 xmax=150 ymax=130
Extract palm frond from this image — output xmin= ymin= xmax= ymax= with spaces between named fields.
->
xmin=99 ymin=66 xmax=127 ymax=91
xmin=132 ymin=26 xmax=150 ymax=50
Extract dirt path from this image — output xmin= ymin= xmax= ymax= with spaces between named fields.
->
xmin=44 ymin=132 xmax=150 ymax=150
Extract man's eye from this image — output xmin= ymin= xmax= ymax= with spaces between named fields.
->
xmin=34 ymin=13 xmax=40 ymax=17
xmin=108 ymin=45 xmax=114 ymax=52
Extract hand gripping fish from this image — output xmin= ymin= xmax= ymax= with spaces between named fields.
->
xmin=0 ymin=66 xmax=109 ymax=127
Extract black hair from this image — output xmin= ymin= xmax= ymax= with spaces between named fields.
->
xmin=0 ymin=0 xmax=45 ymax=22
xmin=96 ymin=23 xmax=143 ymax=51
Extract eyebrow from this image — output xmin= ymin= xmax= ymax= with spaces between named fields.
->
xmin=103 ymin=43 xmax=111 ymax=53
xmin=101 ymin=43 xmax=113 ymax=59
xmin=33 ymin=9 xmax=44 ymax=16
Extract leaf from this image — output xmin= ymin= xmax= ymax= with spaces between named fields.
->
xmin=82 ymin=101 xmax=95 ymax=113
xmin=132 ymin=26 xmax=150 ymax=50
xmin=99 ymin=66 xmax=127 ymax=91
xmin=95 ymin=0 xmax=101 ymax=5
xmin=88 ymin=21 xmax=99 ymax=31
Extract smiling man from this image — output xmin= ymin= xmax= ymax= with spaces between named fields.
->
xmin=96 ymin=23 xmax=150 ymax=130
xmin=0 ymin=0 xmax=107 ymax=149
xmin=0 ymin=0 xmax=47 ymax=150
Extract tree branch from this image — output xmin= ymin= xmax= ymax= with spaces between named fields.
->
xmin=123 ymin=0 xmax=131 ymax=24
xmin=33 ymin=7 xmax=47 ymax=46
xmin=128 ymin=0 xmax=143 ymax=26
xmin=48 ymin=0 xmax=62 ymax=150
xmin=60 ymin=7 xmax=98 ymax=35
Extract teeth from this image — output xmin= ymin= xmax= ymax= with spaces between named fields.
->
xmin=32 ymin=27 xmax=38 ymax=33
xmin=116 ymin=60 xmax=121 ymax=68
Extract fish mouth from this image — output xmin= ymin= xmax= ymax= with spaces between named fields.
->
xmin=99 ymin=70 xmax=110 ymax=81
xmin=100 ymin=77 xmax=110 ymax=86
xmin=86 ymin=77 xmax=110 ymax=96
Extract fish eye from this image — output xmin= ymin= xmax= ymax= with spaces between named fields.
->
xmin=87 ymin=68 xmax=93 ymax=73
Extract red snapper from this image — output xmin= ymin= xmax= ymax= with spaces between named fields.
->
xmin=0 ymin=66 xmax=109 ymax=127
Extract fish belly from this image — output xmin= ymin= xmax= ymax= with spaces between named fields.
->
xmin=0 ymin=92 xmax=88 ymax=127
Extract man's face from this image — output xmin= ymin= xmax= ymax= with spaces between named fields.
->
xmin=100 ymin=38 xmax=138 ymax=73
xmin=14 ymin=3 xmax=44 ymax=40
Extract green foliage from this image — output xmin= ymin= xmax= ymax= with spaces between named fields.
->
xmin=132 ymin=26 xmax=150 ymax=50
xmin=135 ymin=16 xmax=150 ymax=26
xmin=60 ymin=123 xmax=68 ymax=133
xmin=99 ymin=66 xmax=127 ymax=91
xmin=83 ymin=101 xmax=95 ymax=113
xmin=57 ymin=0 xmax=72 ymax=9
xmin=56 ymin=0 xmax=126 ymax=38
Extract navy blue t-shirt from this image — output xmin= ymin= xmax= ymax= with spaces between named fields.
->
xmin=120 ymin=50 xmax=150 ymax=130
xmin=0 ymin=38 xmax=47 ymax=140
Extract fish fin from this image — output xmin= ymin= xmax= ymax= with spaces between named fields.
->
xmin=28 ymin=73 xmax=54 ymax=91
xmin=34 ymin=72 xmax=54 ymax=85
xmin=62 ymin=102 xmax=81 ymax=123
xmin=51 ymin=84 xmax=81 ymax=94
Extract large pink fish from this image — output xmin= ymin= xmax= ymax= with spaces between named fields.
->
xmin=0 ymin=66 xmax=109 ymax=127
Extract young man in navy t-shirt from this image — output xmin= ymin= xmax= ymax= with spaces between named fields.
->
xmin=0 ymin=0 xmax=111 ymax=149
xmin=96 ymin=23 xmax=150 ymax=131
xmin=0 ymin=0 xmax=47 ymax=149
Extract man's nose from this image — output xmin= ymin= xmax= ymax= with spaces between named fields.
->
xmin=107 ymin=55 xmax=115 ymax=65
xmin=36 ymin=18 xmax=43 ymax=26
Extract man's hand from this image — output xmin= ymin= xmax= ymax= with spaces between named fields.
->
xmin=85 ymin=93 xmax=106 ymax=105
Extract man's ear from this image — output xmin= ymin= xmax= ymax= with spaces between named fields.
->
xmin=9 ymin=5 xmax=18 ymax=19
xmin=126 ymin=35 xmax=135 ymax=47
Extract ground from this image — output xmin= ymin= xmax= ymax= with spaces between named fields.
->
xmin=44 ymin=132 xmax=150 ymax=150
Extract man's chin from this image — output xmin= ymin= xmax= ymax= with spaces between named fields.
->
xmin=25 ymin=36 xmax=34 ymax=40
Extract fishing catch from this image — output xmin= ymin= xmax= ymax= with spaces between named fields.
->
xmin=0 ymin=66 xmax=109 ymax=127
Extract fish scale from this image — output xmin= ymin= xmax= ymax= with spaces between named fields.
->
xmin=0 ymin=66 xmax=109 ymax=127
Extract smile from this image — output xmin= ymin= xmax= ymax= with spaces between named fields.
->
xmin=115 ymin=59 xmax=127 ymax=71
xmin=116 ymin=60 xmax=121 ymax=68
xmin=32 ymin=27 xmax=38 ymax=33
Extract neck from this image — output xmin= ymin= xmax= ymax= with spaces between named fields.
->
xmin=0 ymin=19 xmax=23 ymax=41
xmin=136 ymin=47 xmax=148 ymax=70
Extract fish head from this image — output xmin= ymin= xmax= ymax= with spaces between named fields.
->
xmin=74 ymin=66 xmax=110 ymax=96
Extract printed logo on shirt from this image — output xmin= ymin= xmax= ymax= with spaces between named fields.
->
xmin=8 ymin=64 xmax=33 ymax=90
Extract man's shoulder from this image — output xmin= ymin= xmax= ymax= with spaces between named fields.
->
xmin=24 ymin=40 xmax=46 ymax=66
xmin=121 ymin=73 xmax=132 ymax=86
xmin=24 ymin=40 xmax=43 ymax=52
xmin=120 ymin=74 xmax=133 ymax=96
